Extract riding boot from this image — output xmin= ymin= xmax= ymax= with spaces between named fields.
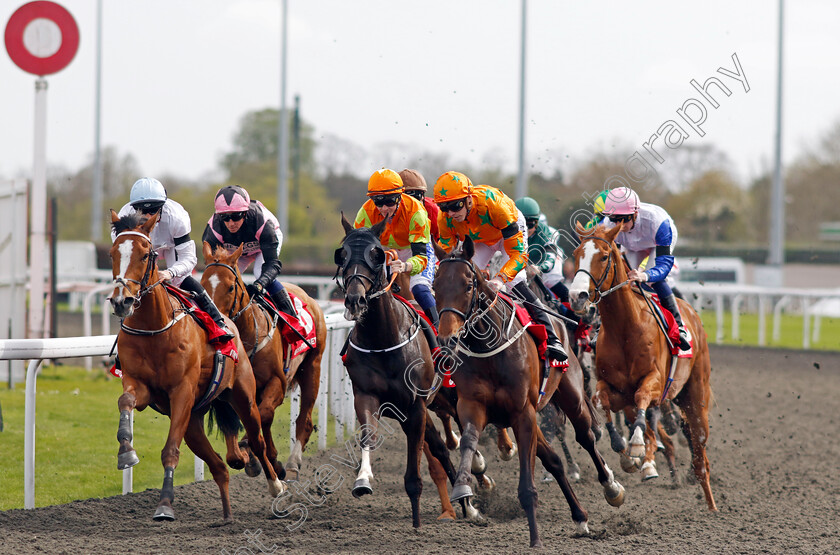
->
xmin=660 ymin=293 xmax=690 ymax=350
xmin=270 ymin=286 xmax=298 ymax=319
xmin=193 ymin=290 xmax=235 ymax=343
xmin=512 ymin=282 xmax=568 ymax=363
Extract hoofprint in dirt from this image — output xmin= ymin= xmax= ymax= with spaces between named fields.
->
xmin=2 ymin=345 xmax=839 ymax=555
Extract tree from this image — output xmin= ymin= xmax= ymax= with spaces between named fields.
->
xmin=666 ymin=170 xmax=747 ymax=244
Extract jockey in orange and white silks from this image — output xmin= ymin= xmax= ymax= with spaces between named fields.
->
xmin=354 ymin=168 xmax=439 ymax=326
xmin=202 ymin=185 xmax=298 ymax=318
xmin=594 ymin=186 xmax=690 ymax=350
xmin=113 ymin=177 xmax=234 ymax=342
xmin=434 ymin=171 xmax=567 ymax=363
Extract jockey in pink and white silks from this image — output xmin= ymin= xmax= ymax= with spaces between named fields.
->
xmin=113 ymin=177 xmax=235 ymax=343
xmin=202 ymin=185 xmax=298 ymax=318
xmin=577 ymin=186 xmax=690 ymax=351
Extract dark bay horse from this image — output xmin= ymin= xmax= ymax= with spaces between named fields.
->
xmin=337 ymin=215 xmax=468 ymax=526
xmin=201 ymin=242 xmax=326 ymax=481
xmin=109 ymin=210 xmax=285 ymax=522
xmin=569 ymin=222 xmax=717 ymax=511
xmin=434 ymin=238 xmax=625 ymax=547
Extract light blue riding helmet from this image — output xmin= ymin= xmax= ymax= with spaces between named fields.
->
xmin=129 ymin=177 xmax=167 ymax=207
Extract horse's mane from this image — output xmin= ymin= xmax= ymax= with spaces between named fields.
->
xmin=111 ymin=212 xmax=143 ymax=235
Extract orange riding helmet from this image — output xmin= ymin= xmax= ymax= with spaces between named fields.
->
xmin=433 ymin=171 xmax=473 ymax=204
xmin=367 ymin=168 xmax=404 ymax=196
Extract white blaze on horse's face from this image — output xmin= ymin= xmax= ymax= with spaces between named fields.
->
xmin=117 ymin=239 xmax=134 ymax=281
xmin=207 ymin=274 xmax=221 ymax=296
xmin=569 ymin=240 xmax=598 ymax=301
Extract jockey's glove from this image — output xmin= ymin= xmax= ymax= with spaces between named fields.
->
xmin=246 ymin=282 xmax=264 ymax=298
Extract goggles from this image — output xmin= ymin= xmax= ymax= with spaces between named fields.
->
xmin=438 ymin=198 xmax=466 ymax=213
xmin=526 ymin=218 xmax=539 ymax=229
xmin=610 ymin=213 xmax=634 ymax=223
xmin=371 ymin=194 xmax=400 ymax=207
xmin=134 ymin=201 xmax=165 ymax=215
xmin=219 ymin=211 xmax=247 ymax=223
xmin=404 ymin=190 xmax=425 ymax=202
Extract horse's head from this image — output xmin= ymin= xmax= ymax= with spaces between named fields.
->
xmin=433 ymin=236 xmax=486 ymax=346
xmin=201 ymin=242 xmax=246 ymax=317
xmin=108 ymin=208 xmax=160 ymax=319
xmin=568 ymin=222 xmax=622 ymax=313
xmin=335 ymin=213 xmax=388 ymax=321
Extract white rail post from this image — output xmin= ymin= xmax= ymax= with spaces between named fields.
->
xmin=24 ymin=360 xmax=43 ymax=509
xmin=715 ymin=294 xmax=724 ymax=344
xmin=318 ymin=338 xmax=330 ymax=450
xmin=122 ymin=411 xmax=134 ymax=494
xmin=289 ymin=384 xmax=300 ymax=454
xmin=194 ymin=453 xmax=204 ymax=482
xmin=758 ymin=295 xmax=768 ymax=346
xmin=802 ymin=297 xmax=811 ymax=350
xmin=731 ymin=294 xmax=744 ymax=342
xmin=773 ymin=295 xmax=790 ymax=343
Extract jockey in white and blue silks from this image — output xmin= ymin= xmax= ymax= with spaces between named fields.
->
xmin=113 ymin=177 xmax=235 ymax=343
xmin=600 ymin=186 xmax=690 ymax=350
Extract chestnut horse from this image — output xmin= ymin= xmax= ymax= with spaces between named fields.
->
xmin=569 ymin=222 xmax=717 ymax=511
xmin=434 ymin=237 xmax=626 ymax=547
xmin=200 ymin=242 xmax=326 ymax=481
xmin=109 ymin=210 xmax=285 ymax=522
xmin=337 ymin=215 xmax=469 ymax=526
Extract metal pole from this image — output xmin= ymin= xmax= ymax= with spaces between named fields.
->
xmin=24 ymin=359 xmax=43 ymax=509
xmin=515 ymin=0 xmax=528 ymax=199
xmin=768 ymin=0 xmax=784 ymax=268
xmin=91 ymin=0 xmax=104 ymax=241
xmin=293 ymin=94 xmax=301 ymax=204
xmin=277 ymin=0 xmax=289 ymax=235
xmin=29 ymin=79 xmax=48 ymax=340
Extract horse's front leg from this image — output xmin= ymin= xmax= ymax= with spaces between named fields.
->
xmin=257 ymin=376 xmax=287 ymax=480
xmin=116 ymin=376 xmax=150 ymax=470
xmin=511 ymin=403 xmax=542 ymax=548
xmin=535 ymin=425 xmax=589 ymax=535
xmin=451 ymin=399 xmax=487 ymax=518
xmin=400 ymin=401 xmax=427 ymax=528
xmin=351 ymin=393 xmax=381 ymax=498
xmin=628 ymin=370 xmax=663 ymax=463
xmin=154 ymin=384 xmax=193 ymax=521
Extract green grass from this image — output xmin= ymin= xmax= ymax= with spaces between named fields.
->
xmin=0 ymin=366 xmax=341 ymax=510
xmin=698 ymin=311 xmax=840 ymax=351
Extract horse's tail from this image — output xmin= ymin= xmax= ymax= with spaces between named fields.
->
xmin=207 ymin=399 xmax=243 ymax=437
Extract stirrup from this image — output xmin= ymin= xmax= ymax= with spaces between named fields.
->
xmin=677 ymin=328 xmax=690 ymax=350
xmin=546 ymin=339 xmax=568 ymax=362
xmin=212 ymin=324 xmax=235 ymax=343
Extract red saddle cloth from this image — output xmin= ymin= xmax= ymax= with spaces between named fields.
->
xmin=392 ymin=294 xmax=455 ymax=388
xmin=647 ymin=292 xmax=692 ymax=357
xmin=498 ymin=293 xmax=568 ymax=370
xmin=263 ymin=293 xmax=318 ymax=359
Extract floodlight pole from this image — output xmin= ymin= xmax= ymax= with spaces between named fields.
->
xmin=515 ymin=0 xmax=528 ymax=200
xmin=277 ymin=0 xmax=289 ymax=236
xmin=768 ymin=0 xmax=785 ymax=269
xmin=91 ymin=0 xmax=103 ymax=241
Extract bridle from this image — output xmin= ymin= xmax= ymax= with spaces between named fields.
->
xmin=112 ymin=231 xmax=164 ymax=305
xmin=436 ymin=258 xmax=481 ymax=322
xmin=574 ymin=235 xmax=631 ymax=304
xmin=204 ymin=261 xmax=253 ymax=321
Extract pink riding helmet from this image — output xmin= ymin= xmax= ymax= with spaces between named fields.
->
xmin=214 ymin=185 xmax=251 ymax=213
xmin=603 ymin=187 xmax=640 ymax=216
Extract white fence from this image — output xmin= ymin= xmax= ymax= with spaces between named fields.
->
xmin=0 ymin=312 xmax=355 ymax=510
xmin=678 ymin=282 xmax=840 ymax=349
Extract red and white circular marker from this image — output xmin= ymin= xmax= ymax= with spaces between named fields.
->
xmin=4 ymin=1 xmax=79 ymax=76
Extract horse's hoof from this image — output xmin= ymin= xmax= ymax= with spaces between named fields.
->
xmin=437 ymin=512 xmax=456 ymax=522
xmin=574 ymin=520 xmax=590 ymax=536
xmin=499 ymin=442 xmax=517 ymax=462
xmin=619 ymin=451 xmax=638 ymax=474
xmin=464 ymin=499 xmax=482 ymax=521
xmin=446 ymin=432 xmax=461 ymax=451
xmin=640 ymin=461 xmax=659 ymax=481
xmin=268 ymin=479 xmax=287 ymax=497
xmin=244 ymin=458 xmax=262 ymax=478
xmin=568 ymin=462 xmax=582 ymax=483
xmin=477 ymin=475 xmax=495 ymax=491
xmin=604 ymin=481 xmax=626 ymax=507
xmin=117 ymin=450 xmax=140 ymax=470
xmin=628 ymin=443 xmax=646 ymax=460
xmin=153 ymin=505 xmax=175 ymax=521
xmin=471 ymin=451 xmax=487 ymax=474
xmin=226 ymin=457 xmax=246 ymax=470
xmin=283 ymin=468 xmax=299 ymax=483
xmin=352 ymin=479 xmax=372 ymax=498
xmin=450 ymin=484 xmax=474 ymax=502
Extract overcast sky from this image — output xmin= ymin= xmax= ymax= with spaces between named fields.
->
xmin=2 ymin=0 xmax=839 ymax=188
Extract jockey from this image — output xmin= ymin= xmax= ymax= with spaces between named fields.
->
xmin=602 ymin=186 xmax=691 ymax=350
xmin=399 ymin=169 xmax=441 ymax=243
xmin=114 ymin=177 xmax=234 ymax=343
xmin=202 ymin=185 xmax=298 ymax=319
xmin=583 ymin=190 xmax=609 ymax=230
xmin=434 ymin=171 xmax=567 ymax=363
xmin=514 ymin=196 xmax=572 ymax=305
xmin=355 ymin=168 xmax=439 ymax=326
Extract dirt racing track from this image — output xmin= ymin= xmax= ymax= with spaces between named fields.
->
xmin=2 ymin=345 xmax=839 ymax=554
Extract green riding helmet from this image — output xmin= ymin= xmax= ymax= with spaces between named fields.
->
xmin=584 ymin=190 xmax=610 ymax=230
xmin=515 ymin=196 xmax=541 ymax=220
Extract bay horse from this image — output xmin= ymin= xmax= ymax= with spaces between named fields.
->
xmin=336 ymin=215 xmax=470 ymax=526
xmin=200 ymin=242 xmax=326 ymax=481
xmin=433 ymin=237 xmax=625 ymax=548
xmin=569 ymin=222 xmax=717 ymax=511
xmin=109 ymin=210 xmax=285 ymax=522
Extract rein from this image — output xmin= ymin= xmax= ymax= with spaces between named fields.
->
xmin=204 ymin=262 xmax=254 ymax=321
xmin=574 ymin=235 xmax=631 ymax=304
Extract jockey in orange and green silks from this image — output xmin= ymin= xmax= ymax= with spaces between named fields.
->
xmin=355 ymin=168 xmax=438 ymax=326
xmin=433 ymin=171 xmax=567 ymax=363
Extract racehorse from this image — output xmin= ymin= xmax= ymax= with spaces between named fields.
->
xmin=336 ymin=215 xmax=468 ymax=526
xmin=569 ymin=222 xmax=717 ymax=511
xmin=200 ymin=242 xmax=326 ymax=481
xmin=109 ymin=210 xmax=285 ymax=522
xmin=433 ymin=237 xmax=625 ymax=547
